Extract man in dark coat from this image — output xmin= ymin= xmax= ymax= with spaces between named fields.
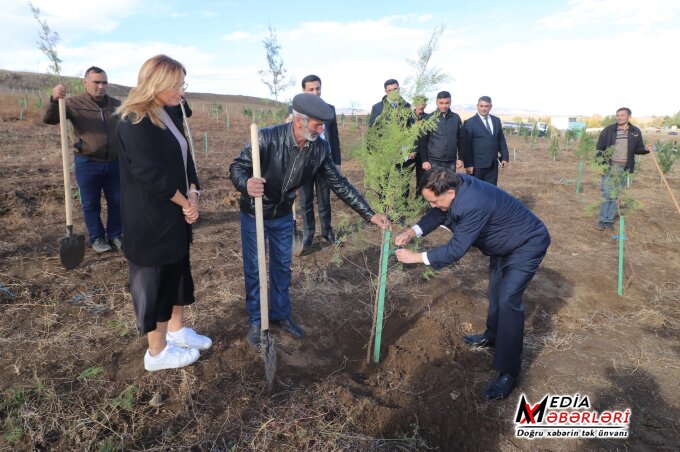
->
xmin=418 ymin=91 xmax=464 ymax=172
xmin=594 ymin=107 xmax=652 ymax=230
xmin=296 ymin=75 xmax=342 ymax=247
xmin=230 ymin=93 xmax=391 ymax=348
xmin=461 ymin=96 xmax=509 ymax=185
xmin=394 ymin=168 xmax=550 ymax=400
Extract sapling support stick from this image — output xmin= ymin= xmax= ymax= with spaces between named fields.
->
xmin=204 ymin=132 xmax=208 ymax=158
xmin=372 ymin=228 xmax=391 ymax=363
xmin=617 ymin=216 xmax=625 ymax=297
xmin=576 ymin=160 xmax=583 ymax=194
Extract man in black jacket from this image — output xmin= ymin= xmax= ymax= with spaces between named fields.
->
xmin=296 ymin=75 xmax=342 ymax=247
xmin=230 ymin=94 xmax=390 ymax=347
xmin=461 ymin=96 xmax=509 ymax=185
xmin=419 ymin=91 xmax=463 ymax=172
xmin=595 ymin=107 xmax=652 ymax=230
xmin=44 ymin=66 xmax=122 ymax=252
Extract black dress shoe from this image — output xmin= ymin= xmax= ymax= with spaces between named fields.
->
xmin=276 ymin=318 xmax=305 ymax=338
xmin=463 ymin=334 xmax=495 ymax=347
xmin=484 ymin=373 xmax=516 ymax=400
xmin=246 ymin=323 xmax=261 ymax=348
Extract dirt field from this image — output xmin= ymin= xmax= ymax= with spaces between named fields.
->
xmin=1 ymin=88 xmax=679 ymax=451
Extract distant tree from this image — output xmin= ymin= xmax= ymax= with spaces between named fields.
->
xmin=586 ymin=114 xmax=603 ymax=128
xmin=258 ymin=25 xmax=294 ymax=103
xmin=28 ymin=1 xmax=61 ymax=77
xmin=565 ymin=128 xmax=580 ymax=151
xmin=574 ymin=132 xmax=597 ymax=161
xmin=601 ymin=115 xmax=617 ymax=127
xmin=549 ymin=135 xmax=559 ymax=161
xmin=402 ymin=24 xmax=449 ymax=103
xmin=655 ymin=141 xmax=678 ymax=174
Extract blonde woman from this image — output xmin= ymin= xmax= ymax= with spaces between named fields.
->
xmin=117 ymin=55 xmax=211 ymax=371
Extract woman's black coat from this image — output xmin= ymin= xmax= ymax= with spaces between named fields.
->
xmin=117 ymin=106 xmax=199 ymax=266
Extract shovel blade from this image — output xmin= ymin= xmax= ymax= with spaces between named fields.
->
xmin=292 ymin=227 xmax=304 ymax=257
xmin=260 ymin=329 xmax=277 ymax=393
xmin=60 ymin=233 xmax=86 ymax=269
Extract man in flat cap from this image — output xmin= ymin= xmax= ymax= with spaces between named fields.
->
xmin=230 ymin=93 xmax=391 ymax=347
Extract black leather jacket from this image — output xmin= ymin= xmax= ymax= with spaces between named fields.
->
xmin=230 ymin=122 xmax=375 ymax=220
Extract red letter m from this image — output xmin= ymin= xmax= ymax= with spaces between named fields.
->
xmin=515 ymin=395 xmax=548 ymax=424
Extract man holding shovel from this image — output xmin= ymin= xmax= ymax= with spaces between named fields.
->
xmin=394 ymin=168 xmax=550 ymax=400
xmin=43 ymin=66 xmax=122 ymax=252
xmin=230 ymin=93 xmax=390 ymax=348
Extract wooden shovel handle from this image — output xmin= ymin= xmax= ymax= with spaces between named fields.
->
xmin=250 ymin=123 xmax=270 ymax=330
xmin=58 ymin=98 xmax=74 ymax=228
xmin=649 ymin=149 xmax=680 ymax=218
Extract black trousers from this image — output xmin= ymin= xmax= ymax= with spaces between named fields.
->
xmin=474 ymin=162 xmax=499 ymax=186
xmin=128 ymin=253 xmax=194 ymax=333
xmin=484 ymin=236 xmax=549 ymax=377
xmin=298 ymin=174 xmax=332 ymax=242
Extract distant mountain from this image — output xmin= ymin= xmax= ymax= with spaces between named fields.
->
xmin=0 ymin=69 xmax=284 ymax=108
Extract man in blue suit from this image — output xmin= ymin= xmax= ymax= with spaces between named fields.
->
xmin=394 ymin=168 xmax=550 ymax=399
xmin=462 ymin=96 xmax=509 ymax=186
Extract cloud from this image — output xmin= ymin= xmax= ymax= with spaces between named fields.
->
xmin=537 ymin=0 xmax=678 ymax=29
xmin=26 ymin=0 xmax=139 ymax=36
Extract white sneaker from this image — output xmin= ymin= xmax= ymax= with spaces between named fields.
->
xmin=166 ymin=327 xmax=212 ymax=350
xmin=144 ymin=344 xmax=199 ymax=371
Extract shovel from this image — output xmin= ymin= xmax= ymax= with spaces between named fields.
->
xmin=250 ymin=123 xmax=277 ymax=393
xmin=292 ymin=200 xmax=305 ymax=257
xmin=58 ymin=98 xmax=85 ymax=269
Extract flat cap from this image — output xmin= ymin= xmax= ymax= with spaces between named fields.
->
xmin=292 ymin=93 xmax=334 ymax=122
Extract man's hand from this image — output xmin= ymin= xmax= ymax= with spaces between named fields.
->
xmin=456 ymin=159 xmax=464 ymax=169
xmin=645 ymin=144 xmax=654 ymax=152
xmin=408 ymin=152 xmax=417 ymax=160
xmin=500 ymin=160 xmax=509 ymax=169
xmin=395 ymin=248 xmax=423 ymax=264
xmin=465 ymin=166 xmax=474 ymax=175
xmin=394 ymin=228 xmax=416 ymax=246
xmin=246 ymin=177 xmax=266 ymax=197
xmin=370 ymin=213 xmax=391 ymax=230
xmin=52 ymin=84 xmax=66 ymax=100
xmin=422 ymin=161 xmax=432 ymax=170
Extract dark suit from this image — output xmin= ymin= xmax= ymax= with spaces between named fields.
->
xmin=298 ymin=104 xmax=341 ymax=243
xmin=462 ymin=114 xmax=509 ymax=186
xmin=416 ymin=175 xmax=550 ymax=377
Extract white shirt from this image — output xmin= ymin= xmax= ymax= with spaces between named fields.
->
xmin=478 ymin=113 xmax=493 ymax=134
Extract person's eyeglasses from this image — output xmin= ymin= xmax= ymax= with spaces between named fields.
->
xmin=174 ymin=82 xmax=188 ymax=91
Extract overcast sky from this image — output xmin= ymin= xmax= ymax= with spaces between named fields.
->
xmin=2 ymin=0 xmax=678 ymax=116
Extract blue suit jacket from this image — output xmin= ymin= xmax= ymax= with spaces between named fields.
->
xmin=416 ymin=175 xmax=550 ymax=270
xmin=461 ymin=114 xmax=509 ymax=169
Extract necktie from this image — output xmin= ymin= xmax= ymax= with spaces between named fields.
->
xmin=484 ymin=116 xmax=492 ymax=133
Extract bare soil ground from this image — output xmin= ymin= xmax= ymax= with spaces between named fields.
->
xmin=0 ymin=89 xmax=679 ymax=451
